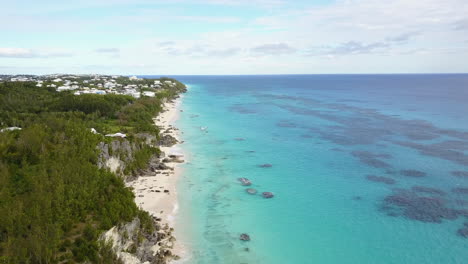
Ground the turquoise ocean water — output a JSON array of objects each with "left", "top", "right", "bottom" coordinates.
[{"left": 145, "top": 75, "right": 468, "bottom": 264}]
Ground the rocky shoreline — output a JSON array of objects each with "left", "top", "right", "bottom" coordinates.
[{"left": 98, "top": 96, "right": 186, "bottom": 263}]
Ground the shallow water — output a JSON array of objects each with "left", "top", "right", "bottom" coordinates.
[{"left": 146, "top": 74, "right": 468, "bottom": 264}]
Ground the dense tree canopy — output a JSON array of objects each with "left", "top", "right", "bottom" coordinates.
[{"left": 0, "top": 79, "right": 185, "bottom": 263}]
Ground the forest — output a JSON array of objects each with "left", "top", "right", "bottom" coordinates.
[{"left": 0, "top": 79, "right": 186, "bottom": 263}]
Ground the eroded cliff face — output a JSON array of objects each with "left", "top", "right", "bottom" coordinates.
[
  {"left": 97, "top": 133, "right": 180, "bottom": 264},
  {"left": 97, "top": 139, "right": 138, "bottom": 175},
  {"left": 97, "top": 132, "right": 177, "bottom": 179},
  {"left": 101, "top": 217, "right": 178, "bottom": 264}
]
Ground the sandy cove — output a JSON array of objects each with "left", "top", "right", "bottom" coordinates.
[{"left": 126, "top": 96, "right": 188, "bottom": 260}]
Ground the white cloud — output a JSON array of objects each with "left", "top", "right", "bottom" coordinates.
[
  {"left": 251, "top": 43, "right": 296, "bottom": 56},
  {"left": 95, "top": 48, "right": 120, "bottom": 53},
  {"left": 2, "top": 0, "right": 467, "bottom": 74},
  {"left": 0, "top": 48, "right": 73, "bottom": 58},
  {"left": 0, "top": 48, "right": 36, "bottom": 58}
]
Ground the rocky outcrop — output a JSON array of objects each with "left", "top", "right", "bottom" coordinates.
[
  {"left": 158, "top": 134, "right": 178, "bottom": 147},
  {"left": 135, "top": 133, "right": 158, "bottom": 146},
  {"left": 97, "top": 140, "right": 137, "bottom": 174},
  {"left": 101, "top": 217, "right": 178, "bottom": 264},
  {"left": 97, "top": 135, "right": 161, "bottom": 179},
  {"left": 162, "top": 154, "right": 184, "bottom": 164}
]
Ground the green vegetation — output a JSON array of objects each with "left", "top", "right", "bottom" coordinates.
[{"left": 0, "top": 78, "right": 185, "bottom": 263}]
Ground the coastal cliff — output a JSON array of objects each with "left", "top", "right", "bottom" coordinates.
[
  {"left": 94, "top": 95, "right": 185, "bottom": 264},
  {"left": 96, "top": 123, "right": 182, "bottom": 264},
  {"left": 0, "top": 75, "right": 186, "bottom": 263},
  {"left": 101, "top": 217, "right": 178, "bottom": 264}
]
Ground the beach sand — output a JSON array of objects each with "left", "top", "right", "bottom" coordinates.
[{"left": 127, "top": 96, "right": 189, "bottom": 261}]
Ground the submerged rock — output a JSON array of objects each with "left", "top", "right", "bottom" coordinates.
[
  {"left": 453, "top": 187, "right": 468, "bottom": 195},
  {"left": 262, "top": 192, "right": 274, "bottom": 198},
  {"left": 412, "top": 186, "right": 446, "bottom": 196},
  {"left": 382, "top": 190, "right": 463, "bottom": 223},
  {"left": 240, "top": 233, "right": 250, "bottom": 241},
  {"left": 400, "top": 169, "right": 427, "bottom": 178},
  {"left": 452, "top": 171, "right": 468, "bottom": 178},
  {"left": 246, "top": 188, "right": 257, "bottom": 195},
  {"left": 238, "top": 178, "right": 252, "bottom": 186},
  {"left": 366, "top": 175, "right": 396, "bottom": 185},
  {"left": 457, "top": 227, "right": 468, "bottom": 238}
]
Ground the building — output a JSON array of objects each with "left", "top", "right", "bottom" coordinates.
[{"left": 142, "top": 91, "right": 155, "bottom": 97}]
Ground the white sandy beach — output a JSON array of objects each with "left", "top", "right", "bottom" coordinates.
[{"left": 126, "top": 96, "right": 189, "bottom": 260}]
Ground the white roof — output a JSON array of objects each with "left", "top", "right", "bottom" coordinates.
[
  {"left": 142, "top": 91, "right": 155, "bottom": 97},
  {"left": 105, "top": 132, "right": 126, "bottom": 138},
  {"left": 0, "top": 127, "right": 22, "bottom": 132}
]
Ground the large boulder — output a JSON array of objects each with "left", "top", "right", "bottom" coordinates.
[{"left": 158, "top": 134, "right": 178, "bottom": 147}]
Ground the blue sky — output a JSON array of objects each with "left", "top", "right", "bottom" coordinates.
[{"left": 1, "top": 0, "right": 467, "bottom": 74}]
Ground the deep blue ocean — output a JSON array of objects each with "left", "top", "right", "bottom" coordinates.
[{"left": 145, "top": 74, "right": 468, "bottom": 263}]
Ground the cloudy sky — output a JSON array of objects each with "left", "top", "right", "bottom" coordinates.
[{"left": 1, "top": 0, "right": 467, "bottom": 74}]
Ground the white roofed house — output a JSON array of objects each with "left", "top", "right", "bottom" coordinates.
[
  {"left": 124, "top": 88, "right": 140, "bottom": 98},
  {"left": 104, "top": 82, "right": 116, "bottom": 89},
  {"left": 142, "top": 91, "right": 155, "bottom": 97},
  {"left": 57, "top": 86, "right": 71, "bottom": 92},
  {"left": 11, "top": 77, "right": 29, "bottom": 82},
  {"left": 132, "top": 92, "right": 140, "bottom": 98},
  {"left": 94, "top": 90, "right": 106, "bottom": 95}
]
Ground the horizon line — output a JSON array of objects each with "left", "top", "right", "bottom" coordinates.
[{"left": 2, "top": 73, "right": 468, "bottom": 77}]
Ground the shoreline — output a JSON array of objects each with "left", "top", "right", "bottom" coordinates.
[{"left": 127, "top": 95, "right": 189, "bottom": 261}]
